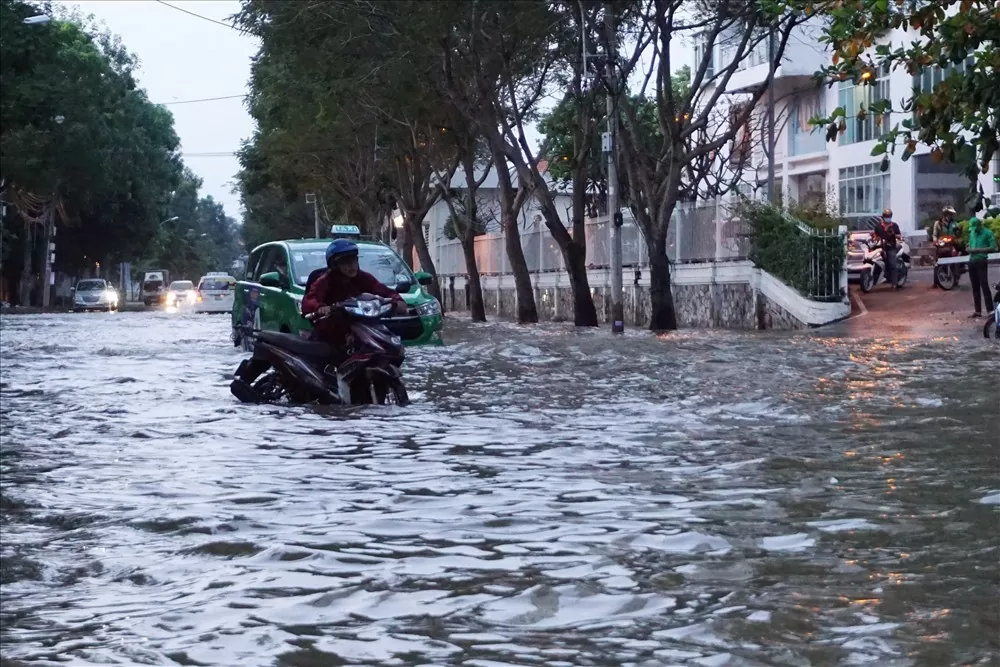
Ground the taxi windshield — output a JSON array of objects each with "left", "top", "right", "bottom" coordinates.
[{"left": 291, "top": 245, "right": 413, "bottom": 288}]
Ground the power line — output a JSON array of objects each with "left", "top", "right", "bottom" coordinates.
[
  {"left": 154, "top": 0, "right": 239, "bottom": 30},
  {"left": 158, "top": 94, "right": 248, "bottom": 106}
]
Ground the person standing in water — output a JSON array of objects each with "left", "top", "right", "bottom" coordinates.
[{"left": 966, "top": 216, "right": 997, "bottom": 318}]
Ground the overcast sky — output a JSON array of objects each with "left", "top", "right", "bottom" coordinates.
[
  {"left": 58, "top": 0, "right": 256, "bottom": 221},
  {"left": 53, "top": 2, "right": 689, "bottom": 226}
]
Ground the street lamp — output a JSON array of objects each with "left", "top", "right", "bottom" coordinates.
[{"left": 23, "top": 14, "right": 51, "bottom": 24}]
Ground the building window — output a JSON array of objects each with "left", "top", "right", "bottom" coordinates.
[
  {"left": 694, "top": 38, "right": 714, "bottom": 79},
  {"left": 789, "top": 91, "right": 826, "bottom": 156},
  {"left": 914, "top": 56, "right": 974, "bottom": 95},
  {"left": 839, "top": 163, "right": 890, "bottom": 229},
  {"left": 838, "top": 64, "right": 890, "bottom": 145}
]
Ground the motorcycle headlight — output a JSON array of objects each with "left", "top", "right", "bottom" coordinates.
[
  {"left": 416, "top": 300, "right": 441, "bottom": 317},
  {"left": 346, "top": 301, "right": 381, "bottom": 318}
]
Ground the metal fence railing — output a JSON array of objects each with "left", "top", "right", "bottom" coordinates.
[{"left": 432, "top": 198, "right": 755, "bottom": 277}]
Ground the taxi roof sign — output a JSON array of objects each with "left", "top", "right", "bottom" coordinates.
[{"left": 331, "top": 224, "right": 361, "bottom": 236}]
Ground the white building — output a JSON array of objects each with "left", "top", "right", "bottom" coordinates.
[
  {"left": 701, "top": 21, "right": 1000, "bottom": 234},
  {"left": 406, "top": 161, "right": 577, "bottom": 276}
]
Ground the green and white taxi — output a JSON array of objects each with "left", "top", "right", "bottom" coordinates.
[{"left": 231, "top": 226, "right": 443, "bottom": 350}]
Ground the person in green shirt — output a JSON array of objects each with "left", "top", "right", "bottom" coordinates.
[{"left": 966, "top": 216, "right": 997, "bottom": 318}]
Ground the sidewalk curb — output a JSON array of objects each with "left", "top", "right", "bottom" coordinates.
[{"left": 849, "top": 291, "right": 868, "bottom": 319}]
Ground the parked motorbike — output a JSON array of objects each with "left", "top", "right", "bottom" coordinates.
[
  {"left": 860, "top": 237, "right": 911, "bottom": 293},
  {"left": 984, "top": 282, "right": 1000, "bottom": 339},
  {"left": 933, "top": 234, "right": 966, "bottom": 291},
  {"left": 231, "top": 294, "right": 409, "bottom": 406}
]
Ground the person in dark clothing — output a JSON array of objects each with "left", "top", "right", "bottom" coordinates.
[
  {"left": 301, "top": 239, "right": 408, "bottom": 346},
  {"left": 872, "top": 208, "right": 902, "bottom": 288},
  {"left": 932, "top": 206, "right": 961, "bottom": 289},
  {"left": 230, "top": 239, "right": 406, "bottom": 403},
  {"left": 966, "top": 216, "right": 997, "bottom": 318}
]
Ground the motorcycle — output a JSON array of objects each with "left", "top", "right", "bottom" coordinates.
[
  {"left": 859, "top": 236, "right": 911, "bottom": 293},
  {"left": 984, "top": 282, "right": 1000, "bottom": 339},
  {"left": 933, "top": 234, "right": 966, "bottom": 290},
  {"left": 231, "top": 294, "right": 409, "bottom": 406}
]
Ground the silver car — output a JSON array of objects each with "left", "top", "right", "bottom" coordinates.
[{"left": 73, "top": 279, "right": 119, "bottom": 312}]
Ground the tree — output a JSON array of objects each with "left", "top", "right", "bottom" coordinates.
[
  {"left": 1, "top": 0, "right": 184, "bottom": 304},
  {"left": 602, "top": 0, "right": 810, "bottom": 331},
  {"left": 235, "top": 136, "right": 319, "bottom": 251},
  {"left": 816, "top": 0, "right": 1000, "bottom": 209}
]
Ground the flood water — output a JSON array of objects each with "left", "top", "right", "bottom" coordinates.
[{"left": 1, "top": 311, "right": 997, "bottom": 666}]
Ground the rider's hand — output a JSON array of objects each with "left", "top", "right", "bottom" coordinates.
[
  {"left": 316, "top": 305, "right": 332, "bottom": 318},
  {"left": 394, "top": 300, "right": 408, "bottom": 315}
]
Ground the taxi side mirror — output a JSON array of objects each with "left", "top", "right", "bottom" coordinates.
[
  {"left": 260, "top": 271, "right": 289, "bottom": 289},
  {"left": 414, "top": 270, "right": 433, "bottom": 286}
]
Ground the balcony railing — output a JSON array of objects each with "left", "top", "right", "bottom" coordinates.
[{"left": 790, "top": 128, "right": 827, "bottom": 156}]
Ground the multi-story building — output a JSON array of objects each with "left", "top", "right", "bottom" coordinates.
[{"left": 700, "top": 21, "right": 999, "bottom": 234}]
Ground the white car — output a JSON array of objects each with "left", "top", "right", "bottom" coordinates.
[
  {"left": 164, "top": 280, "right": 197, "bottom": 308},
  {"left": 194, "top": 273, "right": 236, "bottom": 313},
  {"left": 73, "top": 279, "right": 119, "bottom": 312}
]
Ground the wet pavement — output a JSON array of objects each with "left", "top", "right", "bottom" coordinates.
[
  {"left": 1, "top": 310, "right": 997, "bottom": 666},
  {"left": 842, "top": 267, "right": 996, "bottom": 339}
]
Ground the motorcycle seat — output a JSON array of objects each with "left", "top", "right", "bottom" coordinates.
[{"left": 257, "top": 331, "right": 332, "bottom": 359}]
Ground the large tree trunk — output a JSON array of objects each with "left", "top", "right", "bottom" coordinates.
[
  {"left": 567, "top": 169, "right": 598, "bottom": 326},
  {"left": 502, "top": 211, "right": 537, "bottom": 323},
  {"left": 648, "top": 235, "right": 678, "bottom": 331},
  {"left": 460, "top": 168, "right": 486, "bottom": 322},
  {"left": 460, "top": 231, "right": 486, "bottom": 321},
  {"left": 401, "top": 222, "right": 415, "bottom": 270},
  {"left": 492, "top": 153, "right": 537, "bottom": 323},
  {"left": 405, "top": 211, "right": 441, "bottom": 301}
]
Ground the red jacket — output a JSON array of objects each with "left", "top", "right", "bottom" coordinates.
[{"left": 302, "top": 269, "right": 403, "bottom": 344}]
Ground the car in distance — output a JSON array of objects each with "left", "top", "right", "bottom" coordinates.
[
  {"left": 165, "top": 280, "right": 196, "bottom": 308},
  {"left": 194, "top": 273, "right": 236, "bottom": 313},
  {"left": 73, "top": 279, "right": 119, "bottom": 312}
]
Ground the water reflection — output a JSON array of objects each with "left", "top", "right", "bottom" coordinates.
[{"left": 0, "top": 312, "right": 996, "bottom": 666}]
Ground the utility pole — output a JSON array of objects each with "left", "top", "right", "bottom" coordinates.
[
  {"left": 305, "top": 193, "right": 320, "bottom": 238},
  {"left": 605, "top": 4, "right": 624, "bottom": 334},
  {"left": 41, "top": 208, "right": 54, "bottom": 308},
  {"left": 766, "top": 28, "right": 777, "bottom": 204}
]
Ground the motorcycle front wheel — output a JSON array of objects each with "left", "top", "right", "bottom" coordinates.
[
  {"left": 253, "top": 372, "right": 286, "bottom": 403},
  {"left": 860, "top": 270, "right": 874, "bottom": 293},
  {"left": 984, "top": 313, "right": 999, "bottom": 339},
  {"left": 895, "top": 268, "right": 908, "bottom": 288},
  {"left": 934, "top": 265, "right": 956, "bottom": 290},
  {"left": 374, "top": 378, "right": 410, "bottom": 406}
]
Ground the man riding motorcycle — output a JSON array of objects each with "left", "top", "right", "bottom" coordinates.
[
  {"left": 932, "top": 205, "right": 962, "bottom": 288},
  {"left": 229, "top": 239, "right": 407, "bottom": 403},
  {"left": 301, "top": 239, "right": 408, "bottom": 346},
  {"left": 872, "top": 208, "right": 902, "bottom": 288},
  {"left": 933, "top": 205, "right": 959, "bottom": 242}
]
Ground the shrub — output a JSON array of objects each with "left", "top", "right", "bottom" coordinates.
[{"left": 735, "top": 199, "right": 846, "bottom": 300}]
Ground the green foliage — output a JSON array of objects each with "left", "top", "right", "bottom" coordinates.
[
  {"left": 144, "top": 169, "right": 242, "bottom": 280},
  {"left": 737, "top": 199, "right": 847, "bottom": 300},
  {"left": 1, "top": 0, "right": 192, "bottom": 280},
  {"left": 816, "top": 0, "right": 1000, "bottom": 210},
  {"left": 235, "top": 136, "right": 323, "bottom": 251},
  {"left": 954, "top": 216, "right": 1000, "bottom": 246}
]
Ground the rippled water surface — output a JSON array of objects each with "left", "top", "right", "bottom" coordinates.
[{"left": 1, "top": 311, "right": 997, "bottom": 666}]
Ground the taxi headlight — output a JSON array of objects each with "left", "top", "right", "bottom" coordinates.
[{"left": 416, "top": 300, "right": 441, "bottom": 317}]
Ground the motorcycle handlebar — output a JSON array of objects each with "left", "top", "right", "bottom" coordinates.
[{"left": 305, "top": 295, "right": 397, "bottom": 322}]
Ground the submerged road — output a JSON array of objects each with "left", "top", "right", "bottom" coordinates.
[{"left": 1, "top": 311, "right": 997, "bottom": 666}]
